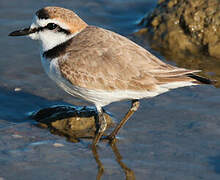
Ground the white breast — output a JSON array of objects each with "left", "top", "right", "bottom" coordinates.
[
  {"left": 40, "top": 55, "right": 84, "bottom": 98},
  {"left": 40, "top": 55, "right": 108, "bottom": 105}
]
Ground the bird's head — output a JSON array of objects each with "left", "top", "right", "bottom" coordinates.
[{"left": 9, "top": 6, "right": 87, "bottom": 51}]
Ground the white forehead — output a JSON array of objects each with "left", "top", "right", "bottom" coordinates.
[{"left": 30, "top": 15, "right": 69, "bottom": 30}]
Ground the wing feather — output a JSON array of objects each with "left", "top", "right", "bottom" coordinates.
[{"left": 58, "top": 26, "right": 206, "bottom": 92}]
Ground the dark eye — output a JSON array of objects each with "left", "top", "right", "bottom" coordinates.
[{"left": 46, "top": 23, "right": 58, "bottom": 30}]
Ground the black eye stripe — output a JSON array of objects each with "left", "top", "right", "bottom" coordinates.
[
  {"left": 33, "top": 24, "right": 71, "bottom": 35},
  {"left": 57, "top": 27, "right": 71, "bottom": 35}
]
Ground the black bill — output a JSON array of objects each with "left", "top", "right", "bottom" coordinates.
[{"left": 8, "top": 27, "right": 38, "bottom": 36}]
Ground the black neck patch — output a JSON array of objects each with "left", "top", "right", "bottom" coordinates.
[{"left": 43, "top": 38, "right": 73, "bottom": 59}]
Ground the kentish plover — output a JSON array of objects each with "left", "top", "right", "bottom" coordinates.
[{"left": 9, "top": 6, "right": 212, "bottom": 146}]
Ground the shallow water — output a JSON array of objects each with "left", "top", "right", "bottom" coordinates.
[{"left": 1, "top": 0, "right": 220, "bottom": 180}]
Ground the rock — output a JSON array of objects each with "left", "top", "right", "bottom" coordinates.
[
  {"left": 31, "top": 105, "right": 114, "bottom": 142},
  {"left": 209, "top": 42, "right": 220, "bottom": 58},
  {"left": 139, "top": 0, "right": 220, "bottom": 59}
]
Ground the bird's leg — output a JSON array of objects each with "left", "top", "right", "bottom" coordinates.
[
  {"left": 108, "top": 99, "right": 140, "bottom": 142},
  {"left": 92, "top": 107, "right": 107, "bottom": 147},
  {"left": 110, "top": 141, "right": 136, "bottom": 179},
  {"left": 92, "top": 145, "right": 104, "bottom": 179}
]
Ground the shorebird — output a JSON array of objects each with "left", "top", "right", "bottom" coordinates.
[{"left": 9, "top": 6, "right": 212, "bottom": 146}]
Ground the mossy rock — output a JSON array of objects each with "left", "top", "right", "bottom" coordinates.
[
  {"left": 139, "top": 0, "right": 220, "bottom": 59},
  {"left": 31, "top": 105, "right": 114, "bottom": 142}
]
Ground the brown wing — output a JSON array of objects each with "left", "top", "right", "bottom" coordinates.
[{"left": 58, "top": 26, "right": 200, "bottom": 91}]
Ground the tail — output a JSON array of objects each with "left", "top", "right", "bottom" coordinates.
[{"left": 187, "top": 74, "right": 214, "bottom": 85}]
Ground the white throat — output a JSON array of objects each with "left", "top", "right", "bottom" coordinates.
[
  {"left": 28, "top": 16, "right": 77, "bottom": 52},
  {"left": 39, "top": 31, "right": 75, "bottom": 52}
]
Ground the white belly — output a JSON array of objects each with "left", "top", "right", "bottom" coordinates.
[
  {"left": 41, "top": 56, "right": 97, "bottom": 104},
  {"left": 40, "top": 56, "right": 196, "bottom": 107},
  {"left": 40, "top": 56, "right": 159, "bottom": 107}
]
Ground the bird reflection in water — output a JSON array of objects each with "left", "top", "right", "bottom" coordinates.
[
  {"left": 92, "top": 140, "right": 135, "bottom": 180},
  {"left": 31, "top": 105, "right": 135, "bottom": 179}
]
